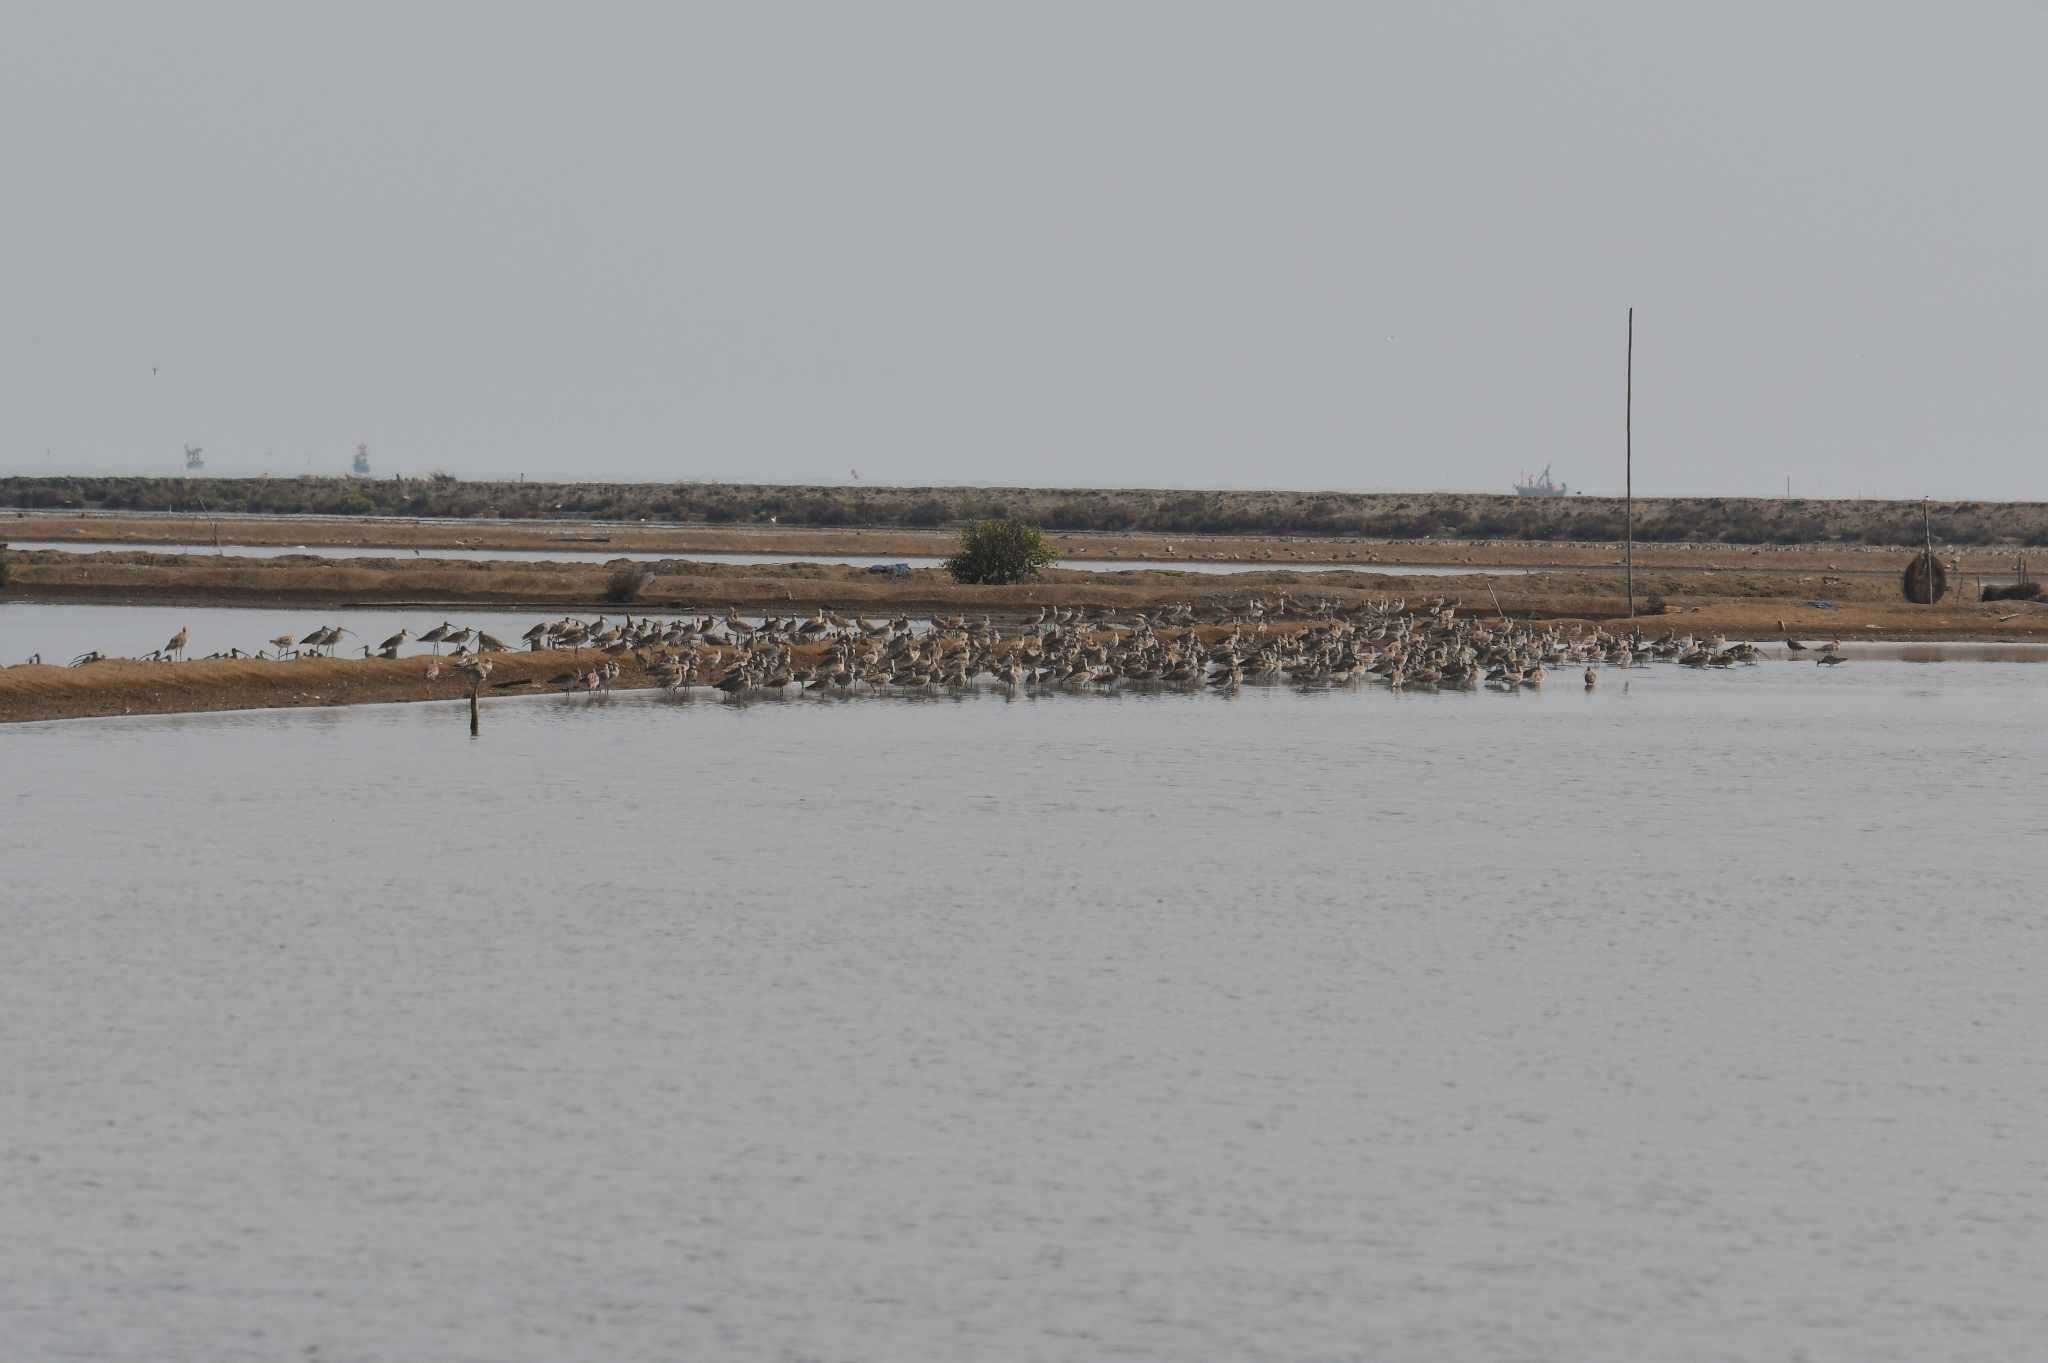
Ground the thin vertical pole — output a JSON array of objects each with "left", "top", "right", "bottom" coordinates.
[
  {"left": 469, "top": 686, "right": 480, "bottom": 735},
  {"left": 1626, "top": 308, "right": 1634, "bottom": 620},
  {"left": 1923, "top": 498, "right": 1933, "bottom": 606}
]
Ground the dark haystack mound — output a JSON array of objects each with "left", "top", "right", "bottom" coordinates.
[
  {"left": 1902, "top": 551, "right": 1948, "bottom": 604},
  {"left": 1980, "top": 580, "right": 2043, "bottom": 603}
]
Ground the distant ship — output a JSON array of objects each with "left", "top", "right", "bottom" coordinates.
[
  {"left": 183, "top": 444, "right": 204, "bottom": 473},
  {"left": 1513, "top": 463, "right": 1569, "bottom": 496},
  {"left": 352, "top": 442, "right": 371, "bottom": 477}
]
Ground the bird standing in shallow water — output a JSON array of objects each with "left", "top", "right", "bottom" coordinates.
[{"left": 85, "top": 599, "right": 1791, "bottom": 711}]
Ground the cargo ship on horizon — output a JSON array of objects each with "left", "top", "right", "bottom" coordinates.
[{"left": 1513, "top": 463, "right": 1570, "bottom": 496}]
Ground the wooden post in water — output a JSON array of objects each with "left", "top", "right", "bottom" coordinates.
[
  {"left": 469, "top": 686, "right": 480, "bottom": 736},
  {"left": 1625, "top": 307, "right": 1635, "bottom": 620}
]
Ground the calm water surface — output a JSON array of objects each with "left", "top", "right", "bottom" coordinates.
[{"left": 5, "top": 668, "right": 2046, "bottom": 1361}]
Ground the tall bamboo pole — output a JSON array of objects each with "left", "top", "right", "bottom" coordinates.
[{"left": 1626, "top": 308, "right": 1634, "bottom": 620}]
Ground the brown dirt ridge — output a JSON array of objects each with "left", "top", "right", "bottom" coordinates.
[{"left": 4, "top": 542, "right": 2043, "bottom": 628}]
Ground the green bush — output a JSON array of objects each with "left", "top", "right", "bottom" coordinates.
[{"left": 944, "top": 518, "right": 1057, "bottom": 584}]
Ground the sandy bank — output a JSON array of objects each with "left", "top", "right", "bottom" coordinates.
[
  {"left": 3, "top": 546, "right": 2043, "bottom": 642},
  {"left": 0, "top": 651, "right": 614, "bottom": 724},
  {"left": 8, "top": 511, "right": 2043, "bottom": 575}
]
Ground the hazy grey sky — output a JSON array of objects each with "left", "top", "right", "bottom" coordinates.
[{"left": 4, "top": 2, "right": 2042, "bottom": 496}]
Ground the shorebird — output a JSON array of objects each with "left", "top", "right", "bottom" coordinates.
[
  {"left": 30, "top": 595, "right": 1793, "bottom": 713},
  {"left": 307, "top": 626, "right": 353, "bottom": 656},
  {"left": 162, "top": 626, "right": 189, "bottom": 661}
]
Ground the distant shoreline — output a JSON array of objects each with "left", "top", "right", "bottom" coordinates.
[{"left": 7, "top": 477, "right": 2048, "bottom": 548}]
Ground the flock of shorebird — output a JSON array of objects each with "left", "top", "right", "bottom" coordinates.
[
  {"left": 76, "top": 596, "right": 1833, "bottom": 696},
  {"left": 123, "top": 620, "right": 522, "bottom": 665}
]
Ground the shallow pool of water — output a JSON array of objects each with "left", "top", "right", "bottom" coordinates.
[{"left": 5, "top": 667, "right": 2046, "bottom": 1361}]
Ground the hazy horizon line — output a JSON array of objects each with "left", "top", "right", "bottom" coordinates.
[{"left": 0, "top": 469, "right": 2033, "bottom": 508}]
